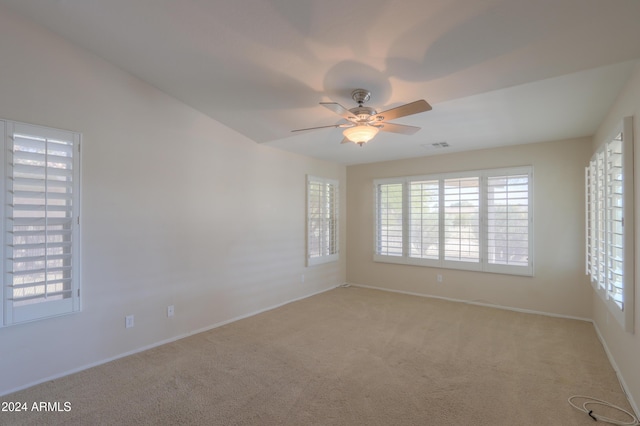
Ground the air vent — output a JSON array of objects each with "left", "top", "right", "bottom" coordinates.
[{"left": 422, "top": 142, "right": 450, "bottom": 149}]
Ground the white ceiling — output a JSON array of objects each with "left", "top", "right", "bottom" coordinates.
[{"left": 3, "top": 0, "right": 640, "bottom": 165}]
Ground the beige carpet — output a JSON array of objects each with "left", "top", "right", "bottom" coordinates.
[{"left": 1, "top": 286, "right": 634, "bottom": 425}]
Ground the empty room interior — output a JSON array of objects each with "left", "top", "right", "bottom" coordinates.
[{"left": 1, "top": 1, "right": 640, "bottom": 424}]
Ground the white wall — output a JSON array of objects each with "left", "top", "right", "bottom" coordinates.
[
  {"left": 591, "top": 60, "right": 640, "bottom": 414},
  {"left": 346, "top": 138, "right": 593, "bottom": 319},
  {"left": 0, "top": 6, "right": 346, "bottom": 395},
  {"left": 2, "top": 2, "right": 637, "bottom": 408}
]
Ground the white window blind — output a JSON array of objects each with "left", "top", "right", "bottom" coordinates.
[
  {"left": 2, "top": 120, "right": 81, "bottom": 326},
  {"left": 586, "top": 116, "right": 634, "bottom": 332},
  {"left": 307, "top": 176, "right": 338, "bottom": 266},
  {"left": 486, "top": 173, "right": 530, "bottom": 268},
  {"left": 586, "top": 150, "right": 611, "bottom": 292},
  {"left": 596, "top": 151, "right": 607, "bottom": 290},
  {"left": 443, "top": 177, "right": 479, "bottom": 263},
  {"left": 376, "top": 182, "right": 403, "bottom": 257},
  {"left": 586, "top": 160, "right": 596, "bottom": 282},
  {"left": 606, "top": 138, "right": 624, "bottom": 307},
  {"left": 374, "top": 166, "right": 533, "bottom": 275},
  {"left": 409, "top": 180, "right": 439, "bottom": 260}
]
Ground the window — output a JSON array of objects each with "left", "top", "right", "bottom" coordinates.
[
  {"left": 443, "top": 176, "right": 480, "bottom": 263},
  {"left": 586, "top": 116, "right": 634, "bottom": 332},
  {"left": 1, "top": 120, "right": 81, "bottom": 326},
  {"left": 375, "top": 166, "right": 533, "bottom": 276},
  {"left": 486, "top": 173, "right": 531, "bottom": 270},
  {"left": 409, "top": 179, "right": 439, "bottom": 259},
  {"left": 378, "top": 182, "right": 403, "bottom": 257},
  {"left": 307, "top": 176, "right": 338, "bottom": 266}
]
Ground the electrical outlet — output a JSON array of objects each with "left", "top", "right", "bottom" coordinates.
[
  {"left": 437, "top": 274, "right": 443, "bottom": 283},
  {"left": 167, "top": 305, "right": 174, "bottom": 317},
  {"left": 125, "top": 315, "right": 134, "bottom": 328}
]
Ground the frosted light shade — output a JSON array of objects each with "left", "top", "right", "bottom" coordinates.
[{"left": 343, "top": 125, "right": 379, "bottom": 144}]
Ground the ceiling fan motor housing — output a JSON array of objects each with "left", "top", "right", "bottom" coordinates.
[
  {"left": 349, "top": 106, "right": 377, "bottom": 122},
  {"left": 351, "top": 89, "right": 371, "bottom": 105}
]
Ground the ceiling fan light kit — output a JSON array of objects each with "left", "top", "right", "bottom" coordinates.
[
  {"left": 343, "top": 125, "right": 379, "bottom": 146},
  {"left": 292, "top": 89, "right": 432, "bottom": 146}
]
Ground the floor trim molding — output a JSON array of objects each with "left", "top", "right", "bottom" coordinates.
[
  {"left": 348, "top": 282, "right": 639, "bottom": 418},
  {"left": 592, "top": 321, "right": 640, "bottom": 418},
  {"left": 1, "top": 285, "right": 339, "bottom": 397},
  {"left": 347, "top": 283, "right": 592, "bottom": 322}
]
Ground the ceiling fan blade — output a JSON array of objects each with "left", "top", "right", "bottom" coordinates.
[
  {"left": 320, "top": 102, "right": 359, "bottom": 121},
  {"left": 374, "top": 100, "right": 432, "bottom": 121},
  {"left": 291, "top": 123, "right": 351, "bottom": 132},
  {"left": 340, "top": 137, "right": 351, "bottom": 144},
  {"left": 376, "top": 122, "right": 421, "bottom": 135}
]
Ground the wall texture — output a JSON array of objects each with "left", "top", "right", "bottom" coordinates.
[
  {"left": 591, "top": 60, "right": 640, "bottom": 414},
  {"left": 346, "top": 138, "right": 593, "bottom": 319},
  {"left": 0, "top": 6, "right": 346, "bottom": 395}
]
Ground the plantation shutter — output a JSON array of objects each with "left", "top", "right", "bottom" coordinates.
[
  {"left": 374, "top": 167, "right": 532, "bottom": 275},
  {"left": 585, "top": 116, "right": 634, "bottom": 332},
  {"left": 596, "top": 151, "right": 607, "bottom": 291},
  {"left": 3, "top": 121, "right": 81, "bottom": 325},
  {"left": 307, "top": 176, "right": 338, "bottom": 266},
  {"left": 408, "top": 180, "right": 439, "bottom": 260},
  {"left": 486, "top": 172, "right": 531, "bottom": 271},
  {"left": 443, "top": 177, "right": 479, "bottom": 263},
  {"left": 605, "top": 137, "right": 624, "bottom": 308},
  {"left": 585, "top": 163, "right": 596, "bottom": 278},
  {"left": 375, "top": 182, "right": 404, "bottom": 257}
]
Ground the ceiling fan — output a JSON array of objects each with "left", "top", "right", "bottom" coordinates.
[{"left": 292, "top": 89, "right": 432, "bottom": 146}]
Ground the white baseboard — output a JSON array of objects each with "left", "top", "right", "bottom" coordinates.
[
  {"left": 347, "top": 282, "right": 592, "bottom": 322},
  {"left": 8, "top": 282, "right": 637, "bottom": 420},
  {"left": 592, "top": 321, "right": 640, "bottom": 418},
  {"left": 1, "top": 284, "right": 338, "bottom": 397},
  {"left": 347, "top": 282, "right": 639, "bottom": 418}
]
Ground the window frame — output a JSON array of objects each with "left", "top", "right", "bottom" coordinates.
[
  {"left": 1, "top": 119, "right": 82, "bottom": 327},
  {"left": 374, "top": 166, "right": 533, "bottom": 276},
  {"left": 586, "top": 116, "right": 634, "bottom": 333},
  {"left": 306, "top": 175, "right": 339, "bottom": 266}
]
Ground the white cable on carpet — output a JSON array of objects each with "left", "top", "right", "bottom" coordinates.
[{"left": 568, "top": 395, "right": 639, "bottom": 425}]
